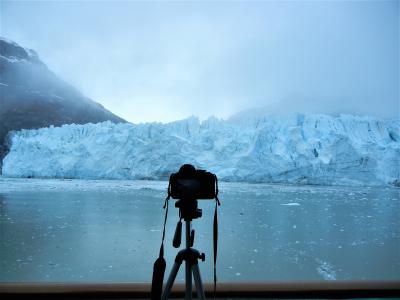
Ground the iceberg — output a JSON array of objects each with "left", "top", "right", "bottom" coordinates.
[{"left": 2, "top": 113, "right": 399, "bottom": 186}]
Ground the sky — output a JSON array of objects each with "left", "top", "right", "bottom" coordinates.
[{"left": 1, "top": 0, "right": 399, "bottom": 123}]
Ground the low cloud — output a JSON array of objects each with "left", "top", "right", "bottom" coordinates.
[{"left": 2, "top": 0, "right": 398, "bottom": 122}]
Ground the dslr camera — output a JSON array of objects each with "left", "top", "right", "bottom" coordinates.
[{"left": 169, "top": 164, "right": 217, "bottom": 200}]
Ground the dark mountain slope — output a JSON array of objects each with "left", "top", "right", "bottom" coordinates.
[{"left": 0, "top": 37, "right": 126, "bottom": 167}]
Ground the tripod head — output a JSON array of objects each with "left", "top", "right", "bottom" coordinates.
[
  {"left": 175, "top": 198, "right": 202, "bottom": 221},
  {"left": 172, "top": 198, "right": 201, "bottom": 249}
]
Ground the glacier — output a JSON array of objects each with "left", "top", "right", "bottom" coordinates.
[{"left": 2, "top": 113, "right": 399, "bottom": 186}]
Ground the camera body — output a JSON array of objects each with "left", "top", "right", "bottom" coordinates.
[{"left": 169, "top": 164, "right": 217, "bottom": 200}]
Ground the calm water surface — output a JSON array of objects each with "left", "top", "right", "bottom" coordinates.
[{"left": 0, "top": 178, "right": 399, "bottom": 282}]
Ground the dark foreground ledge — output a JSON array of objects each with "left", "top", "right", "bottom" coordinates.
[{"left": 1, "top": 281, "right": 400, "bottom": 299}]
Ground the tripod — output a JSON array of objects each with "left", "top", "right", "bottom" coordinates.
[{"left": 161, "top": 201, "right": 206, "bottom": 300}]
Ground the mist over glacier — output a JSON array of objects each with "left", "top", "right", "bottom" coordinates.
[{"left": 2, "top": 113, "right": 399, "bottom": 186}]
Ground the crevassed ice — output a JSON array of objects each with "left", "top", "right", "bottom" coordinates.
[{"left": 2, "top": 114, "right": 399, "bottom": 186}]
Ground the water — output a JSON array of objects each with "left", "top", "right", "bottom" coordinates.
[{"left": 0, "top": 178, "right": 399, "bottom": 282}]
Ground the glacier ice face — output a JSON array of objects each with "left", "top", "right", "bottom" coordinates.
[{"left": 2, "top": 114, "right": 399, "bottom": 186}]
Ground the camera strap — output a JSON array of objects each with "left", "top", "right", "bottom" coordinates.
[
  {"left": 160, "top": 180, "right": 171, "bottom": 256},
  {"left": 213, "top": 175, "right": 221, "bottom": 300},
  {"left": 150, "top": 182, "right": 171, "bottom": 300}
]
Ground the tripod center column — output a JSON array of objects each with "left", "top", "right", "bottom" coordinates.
[{"left": 186, "top": 220, "right": 191, "bottom": 249}]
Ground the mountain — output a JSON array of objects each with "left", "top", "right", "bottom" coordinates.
[
  {"left": 0, "top": 37, "right": 125, "bottom": 168},
  {"left": 3, "top": 114, "right": 399, "bottom": 186}
]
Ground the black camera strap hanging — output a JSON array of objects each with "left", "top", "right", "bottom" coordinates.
[
  {"left": 213, "top": 175, "right": 221, "bottom": 300},
  {"left": 151, "top": 182, "right": 171, "bottom": 300}
]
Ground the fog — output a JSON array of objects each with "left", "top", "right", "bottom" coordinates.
[{"left": 1, "top": 0, "right": 398, "bottom": 123}]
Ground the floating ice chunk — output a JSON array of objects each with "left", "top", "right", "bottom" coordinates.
[
  {"left": 281, "top": 203, "right": 301, "bottom": 206},
  {"left": 316, "top": 259, "right": 337, "bottom": 280}
]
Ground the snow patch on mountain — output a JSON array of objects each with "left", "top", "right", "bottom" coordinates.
[
  {"left": 0, "top": 37, "right": 40, "bottom": 63},
  {"left": 2, "top": 114, "right": 399, "bottom": 186}
]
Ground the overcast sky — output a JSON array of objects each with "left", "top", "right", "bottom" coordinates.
[{"left": 1, "top": 0, "right": 399, "bottom": 123}]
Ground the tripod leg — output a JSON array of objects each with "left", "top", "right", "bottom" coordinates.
[
  {"left": 185, "top": 260, "right": 192, "bottom": 300},
  {"left": 192, "top": 264, "right": 206, "bottom": 300},
  {"left": 161, "top": 261, "right": 181, "bottom": 300}
]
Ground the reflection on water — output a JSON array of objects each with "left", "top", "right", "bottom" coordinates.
[{"left": 0, "top": 178, "right": 399, "bottom": 282}]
